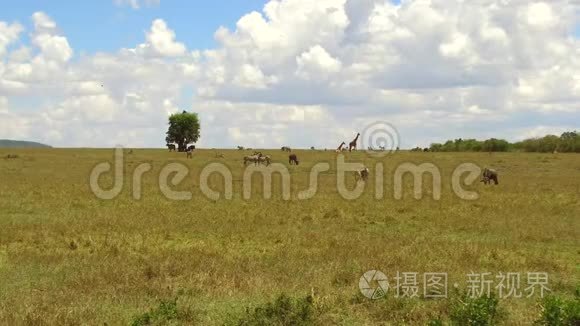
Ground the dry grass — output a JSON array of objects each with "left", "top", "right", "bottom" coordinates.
[{"left": 0, "top": 148, "right": 578, "bottom": 325}]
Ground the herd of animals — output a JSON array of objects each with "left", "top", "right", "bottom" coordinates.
[{"left": 164, "top": 132, "right": 499, "bottom": 184}]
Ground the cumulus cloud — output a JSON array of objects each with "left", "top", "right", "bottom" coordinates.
[
  {"left": 0, "top": 21, "right": 23, "bottom": 57},
  {"left": 130, "top": 19, "right": 186, "bottom": 57},
  {"left": 0, "top": 1, "right": 579, "bottom": 148}
]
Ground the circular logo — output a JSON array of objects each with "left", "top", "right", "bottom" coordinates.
[
  {"left": 359, "top": 270, "right": 389, "bottom": 299},
  {"left": 360, "top": 121, "right": 400, "bottom": 158}
]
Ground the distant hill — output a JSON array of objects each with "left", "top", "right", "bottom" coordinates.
[{"left": 0, "top": 139, "right": 52, "bottom": 148}]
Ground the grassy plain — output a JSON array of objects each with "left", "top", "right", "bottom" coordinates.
[{"left": 0, "top": 148, "right": 578, "bottom": 325}]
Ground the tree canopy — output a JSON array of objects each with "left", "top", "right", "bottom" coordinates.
[
  {"left": 428, "top": 131, "right": 579, "bottom": 153},
  {"left": 165, "top": 110, "right": 200, "bottom": 152}
]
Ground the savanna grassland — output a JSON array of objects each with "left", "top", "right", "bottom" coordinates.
[{"left": 0, "top": 148, "right": 578, "bottom": 325}]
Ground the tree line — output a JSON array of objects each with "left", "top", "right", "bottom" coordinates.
[{"left": 426, "top": 131, "right": 580, "bottom": 153}]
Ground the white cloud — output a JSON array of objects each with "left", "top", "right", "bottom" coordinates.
[
  {"left": 31, "top": 12, "right": 73, "bottom": 62},
  {"left": 131, "top": 19, "right": 186, "bottom": 57},
  {"left": 296, "top": 45, "right": 342, "bottom": 80},
  {"left": 0, "top": 21, "right": 23, "bottom": 56},
  {"left": 0, "top": 1, "right": 579, "bottom": 148}
]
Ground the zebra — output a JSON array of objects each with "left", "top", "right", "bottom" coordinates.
[
  {"left": 258, "top": 154, "right": 271, "bottom": 166},
  {"left": 244, "top": 153, "right": 261, "bottom": 165}
]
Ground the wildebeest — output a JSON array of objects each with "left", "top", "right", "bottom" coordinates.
[
  {"left": 289, "top": 154, "right": 299, "bottom": 165},
  {"left": 237, "top": 146, "right": 244, "bottom": 150},
  {"left": 281, "top": 146, "right": 291, "bottom": 152},
  {"left": 186, "top": 149, "right": 193, "bottom": 158},
  {"left": 481, "top": 168, "right": 498, "bottom": 185},
  {"left": 355, "top": 167, "right": 369, "bottom": 181},
  {"left": 187, "top": 145, "right": 196, "bottom": 151},
  {"left": 167, "top": 144, "right": 176, "bottom": 151},
  {"left": 310, "top": 146, "right": 315, "bottom": 150}
]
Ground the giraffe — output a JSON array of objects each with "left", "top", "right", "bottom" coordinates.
[
  {"left": 349, "top": 133, "right": 360, "bottom": 152},
  {"left": 335, "top": 142, "right": 346, "bottom": 153}
]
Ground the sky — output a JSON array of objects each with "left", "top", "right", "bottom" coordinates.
[{"left": 0, "top": 0, "right": 579, "bottom": 148}]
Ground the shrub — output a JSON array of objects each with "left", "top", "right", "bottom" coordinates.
[
  {"left": 449, "top": 292, "right": 504, "bottom": 325},
  {"left": 534, "top": 293, "right": 580, "bottom": 325},
  {"left": 131, "top": 297, "right": 183, "bottom": 326},
  {"left": 427, "top": 318, "right": 444, "bottom": 326},
  {"left": 235, "top": 294, "right": 315, "bottom": 326}
]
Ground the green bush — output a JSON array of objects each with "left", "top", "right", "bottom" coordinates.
[
  {"left": 534, "top": 293, "right": 580, "bottom": 325},
  {"left": 131, "top": 298, "right": 181, "bottom": 326},
  {"left": 427, "top": 318, "right": 444, "bottom": 326},
  {"left": 449, "top": 293, "right": 504, "bottom": 325},
  {"left": 235, "top": 294, "right": 316, "bottom": 326}
]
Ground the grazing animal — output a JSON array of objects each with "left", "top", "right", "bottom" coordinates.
[
  {"left": 244, "top": 153, "right": 261, "bottom": 165},
  {"left": 336, "top": 142, "right": 346, "bottom": 153},
  {"left": 258, "top": 154, "right": 271, "bottom": 166},
  {"left": 237, "top": 146, "right": 244, "bottom": 150},
  {"left": 349, "top": 133, "right": 360, "bottom": 152},
  {"left": 4, "top": 154, "right": 18, "bottom": 159},
  {"left": 187, "top": 145, "right": 196, "bottom": 151},
  {"left": 355, "top": 167, "right": 369, "bottom": 182},
  {"left": 167, "top": 144, "right": 176, "bottom": 151},
  {"left": 289, "top": 154, "right": 299, "bottom": 165},
  {"left": 481, "top": 168, "right": 499, "bottom": 185},
  {"left": 186, "top": 149, "right": 193, "bottom": 158},
  {"left": 379, "top": 146, "right": 385, "bottom": 151},
  {"left": 281, "top": 146, "right": 291, "bottom": 152},
  {"left": 215, "top": 152, "right": 224, "bottom": 158},
  {"left": 310, "top": 146, "right": 315, "bottom": 150}
]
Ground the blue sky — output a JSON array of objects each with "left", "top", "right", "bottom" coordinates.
[{"left": 0, "top": 0, "right": 268, "bottom": 54}]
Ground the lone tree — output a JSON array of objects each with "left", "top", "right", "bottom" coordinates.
[{"left": 165, "top": 110, "right": 200, "bottom": 152}]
